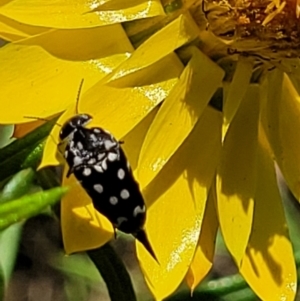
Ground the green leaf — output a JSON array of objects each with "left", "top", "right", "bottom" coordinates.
[
  {"left": 88, "top": 244, "right": 137, "bottom": 301},
  {"left": 61, "top": 253, "right": 103, "bottom": 301},
  {"left": 0, "top": 168, "right": 35, "bottom": 202},
  {"left": 0, "top": 168, "right": 36, "bottom": 299},
  {"left": 58, "top": 253, "right": 102, "bottom": 283},
  {"left": 21, "top": 140, "right": 45, "bottom": 170},
  {"left": 0, "top": 224, "right": 22, "bottom": 291},
  {"left": 0, "top": 186, "right": 68, "bottom": 230},
  {"left": 0, "top": 118, "right": 57, "bottom": 181}
]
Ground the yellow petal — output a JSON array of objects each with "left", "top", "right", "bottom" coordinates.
[
  {"left": 138, "top": 48, "right": 224, "bottom": 188},
  {"left": 80, "top": 64, "right": 181, "bottom": 138},
  {"left": 262, "top": 70, "right": 300, "bottom": 201},
  {"left": 186, "top": 182, "right": 219, "bottom": 291},
  {"left": 0, "top": 13, "right": 48, "bottom": 41},
  {"left": 103, "top": 53, "right": 183, "bottom": 88},
  {"left": 104, "top": 12, "right": 200, "bottom": 86},
  {"left": 91, "top": 0, "right": 165, "bottom": 23},
  {"left": 0, "top": 0, "right": 162, "bottom": 28},
  {"left": 0, "top": 44, "right": 129, "bottom": 123},
  {"left": 217, "top": 85, "right": 261, "bottom": 266},
  {"left": 137, "top": 106, "right": 222, "bottom": 301},
  {"left": 61, "top": 173, "right": 114, "bottom": 254},
  {"left": 41, "top": 76, "right": 179, "bottom": 167},
  {"left": 240, "top": 138, "right": 297, "bottom": 301},
  {"left": 17, "top": 25, "right": 133, "bottom": 60},
  {"left": 0, "top": 0, "right": 102, "bottom": 28},
  {"left": 222, "top": 56, "right": 253, "bottom": 136},
  {"left": 122, "top": 107, "right": 159, "bottom": 171},
  {"left": 94, "top": 0, "right": 162, "bottom": 10}
]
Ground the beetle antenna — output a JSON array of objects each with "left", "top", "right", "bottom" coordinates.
[{"left": 76, "top": 79, "right": 84, "bottom": 114}]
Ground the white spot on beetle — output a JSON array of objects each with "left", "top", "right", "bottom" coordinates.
[
  {"left": 108, "top": 152, "right": 118, "bottom": 162},
  {"left": 97, "top": 153, "right": 105, "bottom": 161},
  {"left": 120, "top": 189, "right": 130, "bottom": 199},
  {"left": 83, "top": 168, "right": 91, "bottom": 176},
  {"left": 94, "top": 165, "right": 103, "bottom": 173},
  {"left": 93, "top": 184, "right": 103, "bottom": 193},
  {"left": 109, "top": 196, "right": 118, "bottom": 205},
  {"left": 90, "top": 134, "right": 97, "bottom": 141},
  {"left": 102, "top": 158, "right": 108, "bottom": 170},
  {"left": 88, "top": 158, "right": 96, "bottom": 164},
  {"left": 77, "top": 141, "right": 83, "bottom": 150},
  {"left": 73, "top": 156, "right": 83, "bottom": 166},
  {"left": 104, "top": 139, "right": 116, "bottom": 150},
  {"left": 133, "top": 205, "right": 146, "bottom": 217},
  {"left": 116, "top": 217, "right": 128, "bottom": 226},
  {"left": 117, "top": 168, "right": 125, "bottom": 180}
]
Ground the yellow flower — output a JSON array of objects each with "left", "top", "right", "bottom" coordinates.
[{"left": 0, "top": 0, "right": 299, "bottom": 300}]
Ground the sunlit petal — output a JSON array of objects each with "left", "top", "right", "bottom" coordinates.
[
  {"left": 0, "top": 0, "right": 104, "bottom": 28},
  {"left": 0, "top": 44, "right": 129, "bottom": 123},
  {"left": 137, "top": 106, "right": 222, "bottom": 300},
  {"left": 240, "top": 135, "right": 297, "bottom": 301},
  {"left": 0, "top": 0, "right": 163, "bottom": 28},
  {"left": 122, "top": 107, "right": 159, "bottom": 171},
  {"left": 104, "top": 13, "right": 200, "bottom": 87},
  {"left": 186, "top": 182, "right": 219, "bottom": 291},
  {"left": 138, "top": 47, "right": 224, "bottom": 188},
  {"left": 90, "top": 0, "right": 164, "bottom": 24},
  {"left": 217, "top": 85, "right": 260, "bottom": 266},
  {"left": 0, "top": 13, "right": 48, "bottom": 41},
  {"left": 103, "top": 53, "right": 184, "bottom": 88},
  {"left": 17, "top": 25, "right": 133, "bottom": 61},
  {"left": 83, "top": 81, "right": 178, "bottom": 136}
]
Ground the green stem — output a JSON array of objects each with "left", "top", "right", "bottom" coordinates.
[
  {"left": 88, "top": 244, "right": 137, "bottom": 301},
  {"left": 0, "top": 186, "right": 68, "bottom": 231},
  {"left": 222, "top": 288, "right": 258, "bottom": 301},
  {"left": 36, "top": 167, "right": 61, "bottom": 190}
]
